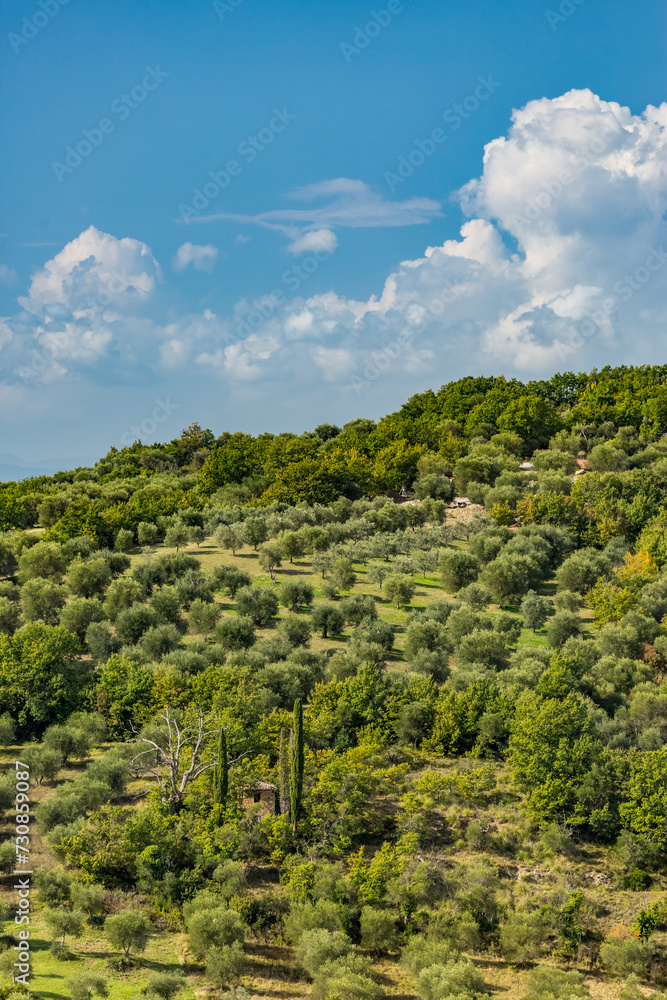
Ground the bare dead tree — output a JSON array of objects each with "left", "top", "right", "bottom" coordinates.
[{"left": 130, "top": 708, "right": 238, "bottom": 813}]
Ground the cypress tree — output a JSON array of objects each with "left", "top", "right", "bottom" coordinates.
[
  {"left": 290, "top": 697, "right": 304, "bottom": 832},
  {"left": 213, "top": 728, "right": 228, "bottom": 806},
  {"left": 279, "top": 728, "right": 290, "bottom": 816}
]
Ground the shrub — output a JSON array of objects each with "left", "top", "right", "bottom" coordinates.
[
  {"left": 284, "top": 900, "right": 343, "bottom": 942},
  {"left": 205, "top": 943, "right": 246, "bottom": 991},
  {"left": 498, "top": 912, "right": 547, "bottom": 965},
  {"left": 186, "top": 906, "right": 245, "bottom": 960},
  {"left": 599, "top": 936, "right": 654, "bottom": 978},
  {"left": 145, "top": 972, "right": 185, "bottom": 1000},
  {"left": 68, "top": 975, "right": 109, "bottom": 1000},
  {"left": 401, "top": 937, "right": 457, "bottom": 976},
  {"left": 625, "top": 869, "right": 652, "bottom": 891},
  {"left": 311, "top": 955, "right": 381, "bottom": 1000},
  {"left": 522, "top": 966, "right": 589, "bottom": 1000},
  {"left": 416, "top": 958, "right": 487, "bottom": 1000},
  {"left": 296, "top": 929, "right": 353, "bottom": 977},
  {"left": 359, "top": 907, "right": 399, "bottom": 956}
]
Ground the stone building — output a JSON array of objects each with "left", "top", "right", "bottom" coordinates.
[{"left": 241, "top": 781, "right": 277, "bottom": 815}]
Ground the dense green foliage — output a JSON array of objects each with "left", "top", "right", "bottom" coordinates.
[{"left": 4, "top": 366, "right": 667, "bottom": 998}]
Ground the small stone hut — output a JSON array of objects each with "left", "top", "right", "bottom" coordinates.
[{"left": 241, "top": 781, "right": 277, "bottom": 815}]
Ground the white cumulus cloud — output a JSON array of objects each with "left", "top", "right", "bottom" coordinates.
[
  {"left": 173, "top": 242, "right": 218, "bottom": 272},
  {"left": 2, "top": 91, "right": 666, "bottom": 408}
]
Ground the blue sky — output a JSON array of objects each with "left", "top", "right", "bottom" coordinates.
[{"left": 0, "top": 0, "right": 666, "bottom": 469}]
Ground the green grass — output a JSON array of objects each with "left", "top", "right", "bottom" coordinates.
[{"left": 7, "top": 913, "right": 196, "bottom": 1000}]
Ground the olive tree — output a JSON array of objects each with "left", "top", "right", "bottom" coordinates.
[
  {"left": 186, "top": 906, "right": 244, "bottom": 959},
  {"left": 214, "top": 615, "right": 256, "bottom": 650},
  {"left": 439, "top": 550, "right": 480, "bottom": 592},
  {"left": 20, "top": 577, "right": 66, "bottom": 624},
  {"left": 384, "top": 574, "right": 416, "bottom": 610},
  {"left": 236, "top": 586, "right": 278, "bottom": 626},
  {"left": 0, "top": 597, "right": 21, "bottom": 635},
  {"left": 104, "top": 910, "right": 152, "bottom": 960},
  {"left": 279, "top": 579, "right": 314, "bottom": 613},
  {"left": 521, "top": 591, "right": 552, "bottom": 632},
  {"left": 311, "top": 604, "right": 345, "bottom": 639},
  {"left": 44, "top": 906, "right": 84, "bottom": 949},
  {"left": 66, "top": 557, "right": 112, "bottom": 598}
]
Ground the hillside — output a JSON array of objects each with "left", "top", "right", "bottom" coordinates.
[{"left": 2, "top": 365, "right": 667, "bottom": 1000}]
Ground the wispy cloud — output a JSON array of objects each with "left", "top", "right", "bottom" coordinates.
[{"left": 191, "top": 177, "right": 442, "bottom": 252}]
